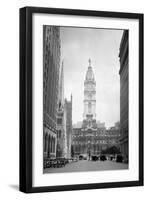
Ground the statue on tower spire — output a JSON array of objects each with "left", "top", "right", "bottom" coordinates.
[{"left": 88, "top": 58, "right": 91, "bottom": 67}]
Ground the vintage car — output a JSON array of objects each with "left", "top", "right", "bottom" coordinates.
[
  {"left": 44, "top": 158, "right": 68, "bottom": 169},
  {"left": 91, "top": 155, "right": 99, "bottom": 161},
  {"left": 100, "top": 154, "right": 107, "bottom": 161},
  {"left": 116, "top": 154, "right": 123, "bottom": 163}
]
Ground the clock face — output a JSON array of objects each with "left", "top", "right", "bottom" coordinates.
[{"left": 89, "top": 84, "right": 92, "bottom": 88}]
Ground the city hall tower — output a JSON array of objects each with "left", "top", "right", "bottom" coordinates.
[{"left": 83, "top": 59, "right": 96, "bottom": 126}]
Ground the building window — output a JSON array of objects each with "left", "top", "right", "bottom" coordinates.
[
  {"left": 57, "top": 118, "right": 62, "bottom": 125},
  {"left": 88, "top": 102, "right": 92, "bottom": 113},
  {"left": 57, "top": 130, "right": 62, "bottom": 139}
]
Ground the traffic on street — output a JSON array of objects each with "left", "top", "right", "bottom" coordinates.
[{"left": 44, "top": 155, "right": 128, "bottom": 173}]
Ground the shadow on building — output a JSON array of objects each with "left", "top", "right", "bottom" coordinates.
[{"left": 119, "top": 30, "right": 129, "bottom": 162}]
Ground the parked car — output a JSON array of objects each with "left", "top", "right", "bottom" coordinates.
[
  {"left": 123, "top": 156, "right": 128, "bottom": 164},
  {"left": 116, "top": 154, "right": 123, "bottom": 163},
  {"left": 100, "top": 155, "right": 107, "bottom": 161},
  {"left": 44, "top": 158, "right": 69, "bottom": 169},
  {"left": 57, "top": 158, "right": 67, "bottom": 167},
  {"left": 67, "top": 158, "right": 73, "bottom": 163},
  {"left": 91, "top": 155, "right": 99, "bottom": 161},
  {"left": 72, "top": 157, "right": 78, "bottom": 162},
  {"left": 79, "top": 154, "right": 87, "bottom": 160},
  {"left": 109, "top": 155, "right": 115, "bottom": 161}
]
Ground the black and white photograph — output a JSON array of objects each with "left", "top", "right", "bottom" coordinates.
[
  {"left": 19, "top": 7, "right": 143, "bottom": 193},
  {"left": 43, "top": 26, "right": 129, "bottom": 173}
]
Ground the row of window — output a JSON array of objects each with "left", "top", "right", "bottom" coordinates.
[
  {"left": 73, "top": 140, "right": 118, "bottom": 145},
  {"left": 73, "top": 133, "right": 120, "bottom": 138}
]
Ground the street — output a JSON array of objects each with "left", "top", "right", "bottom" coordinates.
[{"left": 44, "top": 160, "right": 128, "bottom": 173}]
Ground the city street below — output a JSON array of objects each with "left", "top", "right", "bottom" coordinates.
[{"left": 44, "top": 160, "right": 128, "bottom": 173}]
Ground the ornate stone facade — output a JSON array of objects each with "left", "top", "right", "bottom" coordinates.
[{"left": 72, "top": 124, "right": 120, "bottom": 156}]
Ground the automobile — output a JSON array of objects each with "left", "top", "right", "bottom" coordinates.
[
  {"left": 45, "top": 159, "right": 55, "bottom": 168},
  {"left": 116, "top": 154, "right": 123, "bottom": 163},
  {"left": 51, "top": 159, "right": 58, "bottom": 167},
  {"left": 79, "top": 154, "right": 87, "bottom": 160},
  {"left": 67, "top": 158, "right": 73, "bottom": 163},
  {"left": 100, "top": 155, "right": 107, "bottom": 161},
  {"left": 43, "top": 160, "right": 47, "bottom": 169},
  {"left": 79, "top": 155, "right": 84, "bottom": 160},
  {"left": 57, "top": 158, "right": 67, "bottom": 167},
  {"left": 72, "top": 157, "right": 78, "bottom": 162},
  {"left": 74, "top": 158, "right": 78, "bottom": 162},
  {"left": 124, "top": 157, "right": 128, "bottom": 164},
  {"left": 43, "top": 158, "right": 52, "bottom": 169},
  {"left": 91, "top": 155, "right": 99, "bottom": 161},
  {"left": 109, "top": 155, "right": 115, "bottom": 161}
]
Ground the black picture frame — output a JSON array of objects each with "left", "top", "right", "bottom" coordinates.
[{"left": 19, "top": 6, "right": 144, "bottom": 193}]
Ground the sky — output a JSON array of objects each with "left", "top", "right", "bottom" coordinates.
[{"left": 60, "top": 27, "right": 123, "bottom": 128}]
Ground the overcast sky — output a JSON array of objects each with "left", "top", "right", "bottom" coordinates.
[{"left": 60, "top": 27, "right": 123, "bottom": 128}]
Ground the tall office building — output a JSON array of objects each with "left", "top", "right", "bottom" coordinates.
[{"left": 43, "top": 26, "right": 61, "bottom": 159}]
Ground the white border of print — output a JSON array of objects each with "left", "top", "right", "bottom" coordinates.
[{"left": 32, "top": 13, "right": 139, "bottom": 187}]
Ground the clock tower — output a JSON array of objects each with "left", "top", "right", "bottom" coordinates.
[{"left": 83, "top": 59, "right": 96, "bottom": 125}]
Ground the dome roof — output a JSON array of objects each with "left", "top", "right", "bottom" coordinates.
[{"left": 85, "top": 59, "right": 95, "bottom": 81}]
